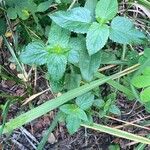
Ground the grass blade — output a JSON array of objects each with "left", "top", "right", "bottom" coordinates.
[
  {"left": 95, "top": 72, "right": 134, "bottom": 98},
  {"left": 0, "top": 100, "right": 11, "bottom": 135},
  {"left": 135, "top": 134, "right": 150, "bottom": 150},
  {"left": 37, "top": 112, "right": 60, "bottom": 150},
  {"left": 2, "top": 36, "right": 27, "bottom": 79},
  {"left": 0, "top": 65, "right": 138, "bottom": 134},
  {"left": 81, "top": 123, "right": 150, "bottom": 145}
]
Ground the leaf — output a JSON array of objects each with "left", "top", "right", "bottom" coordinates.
[
  {"left": 68, "top": 49, "right": 79, "bottom": 64},
  {"left": 37, "top": 0, "right": 53, "bottom": 12},
  {"left": 66, "top": 115, "right": 81, "bottom": 134},
  {"left": 0, "top": 66, "right": 138, "bottom": 134},
  {"left": 79, "top": 48, "right": 101, "bottom": 81},
  {"left": 93, "top": 99, "right": 105, "bottom": 108},
  {"left": 103, "top": 99, "right": 112, "bottom": 114},
  {"left": 108, "top": 144, "right": 120, "bottom": 150},
  {"left": 145, "top": 102, "right": 150, "bottom": 112},
  {"left": 48, "top": 22, "right": 70, "bottom": 48},
  {"left": 60, "top": 104, "right": 77, "bottom": 114},
  {"left": 82, "top": 123, "right": 150, "bottom": 145},
  {"left": 101, "top": 51, "right": 117, "bottom": 64},
  {"left": 0, "top": 18, "right": 7, "bottom": 35},
  {"left": 50, "top": 79, "right": 64, "bottom": 93},
  {"left": 135, "top": 134, "right": 150, "bottom": 150},
  {"left": 68, "top": 38, "right": 82, "bottom": 64},
  {"left": 109, "top": 105, "right": 121, "bottom": 115},
  {"left": 84, "top": 0, "right": 97, "bottom": 20},
  {"left": 37, "top": 112, "right": 60, "bottom": 150},
  {"left": 96, "top": 73, "right": 134, "bottom": 99},
  {"left": 75, "top": 92, "right": 94, "bottom": 110},
  {"left": 65, "top": 73, "right": 81, "bottom": 90},
  {"left": 61, "top": 0, "right": 72, "bottom": 4},
  {"left": 132, "top": 75, "right": 150, "bottom": 88},
  {"left": 95, "top": 0, "right": 118, "bottom": 23},
  {"left": 16, "top": 6, "right": 30, "bottom": 20},
  {"left": 7, "top": 7, "right": 17, "bottom": 19},
  {"left": 20, "top": 42, "right": 48, "bottom": 65},
  {"left": 86, "top": 22, "right": 109, "bottom": 55},
  {"left": 136, "top": 48, "right": 150, "bottom": 76},
  {"left": 50, "top": 7, "right": 92, "bottom": 33},
  {"left": 144, "top": 48, "right": 150, "bottom": 57},
  {"left": 47, "top": 54, "right": 67, "bottom": 81},
  {"left": 6, "top": 0, "right": 37, "bottom": 20},
  {"left": 109, "top": 16, "right": 145, "bottom": 44},
  {"left": 140, "top": 87, "right": 150, "bottom": 103},
  {"left": 143, "top": 67, "right": 150, "bottom": 75},
  {"left": 60, "top": 104, "right": 88, "bottom": 121}
]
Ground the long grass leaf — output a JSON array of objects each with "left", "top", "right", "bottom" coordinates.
[
  {"left": 134, "top": 134, "right": 150, "bottom": 150},
  {"left": 96, "top": 73, "right": 134, "bottom": 98},
  {"left": 81, "top": 123, "right": 150, "bottom": 145},
  {"left": 37, "top": 112, "right": 60, "bottom": 150},
  {"left": 0, "top": 65, "right": 138, "bottom": 134}
]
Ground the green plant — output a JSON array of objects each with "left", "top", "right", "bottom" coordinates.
[
  {"left": 17, "top": 0, "right": 146, "bottom": 134},
  {"left": 1, "top": 0, "right": 150, "bottom": 149},
  {"left": 50, "top": 0, "right": 145, "bottom": 55},
  {"left": 132, "top": 48, "right": 150, "bottom": 111}
]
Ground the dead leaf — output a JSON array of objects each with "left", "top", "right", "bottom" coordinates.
[
  {"left": 17, "top": 73, "right": 28, "bottom": 82},
  {"left": 22, "top": 89, "right": 50, "bottom": 105},
  {"left": 5, "top": 31, "right": 12, "bottom": 38}
]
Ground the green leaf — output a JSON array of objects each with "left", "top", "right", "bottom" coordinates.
[
  {"left": 37, "top": 0, "right": 53, "bottom": 12},
  {"left": 136, "top": 48, "right": 150, "bottom": 77},
  {"left": 75, "top": 92, "right": 94, "bottom": 110},
  {"left": 6, "top": 0, "right": 37, "bottom": 20},
  {"left": 109, "top": 105, "right": 121, "bottom": 115},
  {"left": 66, "top": 115, "right": 81, "bottom": 134},
  {"left": 79, "top": 48, "right": 101, "bottom": 81},
  {"left": 20, "top": 42, "right": 48, "bottom": 65},
  {"left": 84, "top": 0, "right": 97, "bottom": 20},
  {"left": 145, "top": 102, "right": 150, "bottom": 112},
  {"left": 60, "top": 104, "right": 77, "bottom": 114},
  {"left": 37, "top": 112, "right": 60, "bottom": 150},
  {"left": 132, "top": 75, "right": 150, "bottom": 88},
  {"left": 47, "top": 54, "right": 67, "bottom": 81},
  {"left": 109, "top": 16, "right": 145, "bottom": 44},
  {"left": 103, "top": 99, "right": 112, "bottom": 114},
  {"left": 144, "top": 48, "right": 150, "bottom": 57},
  {"left": 16, "top": 6, "right": 30, "bottom": 20},
  {"left": 109, "top": 144, "right": 120, "bottom": 150},
  {"left": 143, "top": 67, "right": 150, "bottom": 75},
  {"left": 140, "top": 87, "right": 150, "bottom": 103},
  {"left": 68, "top": 38, "right": 82, "bottom": 64},
  {"left": 82, "top": 122, "right": 150, "bottom": 145},
  {"left": 50, "top": 79, "right": 64, "bottom": 93},
  {"left": 101, "top": 51, "right": 117, "bottom": 64},
  {"left": 0, "top": 67, "right": 138, "bottom": 134},
  {"left": 68, "top": 49, "right": 79, "bottom": 64},
  {"left": 0, "top": 18, "right": 6, "bottom": 36},
  {"left": 95, "top": 0, "right": 118, "bottom": 23},
  {"left": 60, "top": 0, "right": 72, "bottom": 4},
  {"left": 86, "top": 22, "right": 109, "bottom": 55},
  {"left": 50, "top": 7, "right": 92, "bottom": 33},
  {"left": 93, "top": 99, "right": 105, "bottom": 108},
  {"left": 60, "top": 104, "right": 88, "bottom": 121},
  {"left": 48, "top": 22, "right": 70, "bottom": 48},
  {"left": 7, "top": 7, "right": 17, "bottom": 19},
  {"left": 65, "top": 73, "right": 81, "bottom": 90}
]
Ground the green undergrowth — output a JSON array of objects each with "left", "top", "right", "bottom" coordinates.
[{"left": 0, "top": 0, "right": 150, "bottom": 149}]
